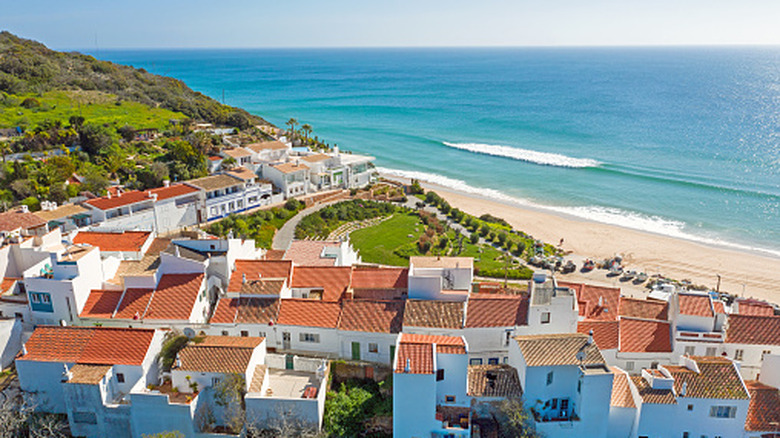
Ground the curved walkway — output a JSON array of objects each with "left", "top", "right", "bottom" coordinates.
[{"left": 272, "top": 201, "right": 338, "bottom": 250}]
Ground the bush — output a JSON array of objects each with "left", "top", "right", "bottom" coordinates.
[
  {"left": 478, "top": 266, "right": 534, "bottom": 280},
  {"left": 160, "top": 334, "right": 189, "bottom": 371},
  {"left": 20, "top": 97, "right": 39, "bottom": 108},
  {"left": 284, "top": 198, "right": 302, "bottom": 211},
  {"left": 295, "top": 199, "right": 395, "bottom": 239},
  {"left": 21, "top": 196, "right": 40, "bottom": 211},
  {"left": 470, "top": 233, "right": 479, "bottom": 244}
]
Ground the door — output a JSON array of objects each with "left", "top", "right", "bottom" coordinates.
[
  {"left": 351, "top": 342, "right": 361, "bottom": 361},
  {"left": 285, "top": 354, "right": 294, "bottom": 370},
  {"left": 389, "top": 345, "right": 396, "bottom": 365},
  {"left": 282, "top": 332, "right": 291, "bottom": 350}
]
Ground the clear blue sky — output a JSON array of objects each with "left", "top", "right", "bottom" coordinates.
[{"left": 5, "top": 0, "right": 780, "bottom": 49}]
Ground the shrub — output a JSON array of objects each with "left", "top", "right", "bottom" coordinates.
[
  {"left": 470, "top": 233, "right": 479, "bottom": 244},
  {"left": 20, "top": 97, "right": 40, "bottom": 108},
  {"left": 284, "top": 198, "right": 302, "bottom": 211}
]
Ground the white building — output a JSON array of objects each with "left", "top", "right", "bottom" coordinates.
[
  {"left": 34, "top": 203, "right": 92, "bottom": 233},
  {"left": 72, "top": 230, "right": 155, "bottom": 261},
  {"left": 337, "top": 299, "right": 404, "bottom": 364},
  {"left": 283, "top": 240, "right": 361, "bottom": 267},
  {"left": 185, "top": 171, "right": 274, "bottom": 221},
  {"left": 408, "top": 256, "right": 473, "bottom": 302},
  {"left": 262, "top": 161, "right": 310, "bottom": 199},
  {"left": 245, "top": 140, "right": 289, "bottom": 165},
  {"left": 509, "top": 333, "right": 614, "bottom": 438}
]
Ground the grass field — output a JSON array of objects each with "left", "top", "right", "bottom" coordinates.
[
  {"left": 349, "top": 212, "right": 423, "bottom": 266},
  {"left": 0, "top": 90, "right": 184, "bottom": 130}
]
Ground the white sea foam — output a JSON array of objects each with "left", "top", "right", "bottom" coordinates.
[
  {"left": 378, "top": 166, "right": 780, "bottom": 258},
  {"left": 442, "top": 142, "right": 601, "bottom": 168}
]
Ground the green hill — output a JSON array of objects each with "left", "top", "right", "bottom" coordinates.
[{"left": 0, "top": 31, "right": 266, "bottom": 129}]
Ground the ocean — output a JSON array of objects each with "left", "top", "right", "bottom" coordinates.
[{"left": 92, "top": 47, "right": 780, "bottom": 256}]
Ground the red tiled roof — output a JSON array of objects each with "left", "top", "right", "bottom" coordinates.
[
  {"left": 198, "top": 336, "right": 264, "bottom": 348},
  {"left": 400, "top": 333, "right": 466, "bottom": 355},
  {"left": 737, "top": 299, "right": 775, "bottom": 317},
  {"left": 84, "top": 185, "right": 197, "bottom": 210},
  {"left": 745, "top": 380, "right": 780, "bottom": 432},
  {"left": 561, "top": 282, "right": 621, "bottom": 321},
  {"left": 351, "top": 267, "right": 408, "bottom": 290},
  {"left": 403, "top": 300, "right": 464, "bottom": 329},
  {"left": 277, "top": 299, "right": 341, "bottom": 328},
  {"left": 513, "top": 333, "right": 605, "bottom": 367},
  {"left": 152, "top": 184, "right": 200, "bottom": 201},
  {"left": 0, "top": 277, "right": 20, "bottom": 294},
  {"left": 264, "top": 250, "right": 286, "bottom": 261},
  {"left": 678, "top": 293, "right": 713, "bottom": 317},
  {"left": 20, "top": 326, "right": 154, "bottom": 366},
  {"left": 339, "top": 300, "right": 405, "bottom": 333},
  {"left": 725, "top": 314, "right": 780, "bottom": 346},
  {"left": 712, "top": 301, "right": 726, "bottom": 315},
  {"left": 80, "top": 290, "right": 123, "bottom": 319},
  {"left": 177, "top": 336, "right": 260, "bottom": 374},
  {"left": 115, "top": 288, "right": 154, "bottom": 319},
  {"left": 666, "top": 357, "right": 748, "bottom": 400},
  {"left": 619, "top": 297, "right": 669, "bottom": 321},
  {"left": 619, "top": 317, "right": 672, "bottom": 353},
  {"left": 229, "top": 260, "right": 292, "bottom": 292},
  {"left": 283, "top": 241, "right": 339, "bottom": 267},
  {"left": 73, "top": 231, "right": 151, "bottom": 253},
  {"left": 291, "top": 266, "right": 352, "bottom": 302},
  {"left": 577, "top": 320, "right": 619, "bottom": 350},
  {"left": 465, "top": 294, "right": 529, "bottom": 328},
  {"left": 395, "top": 342, "right": 433, "bottom": 374},
  {"left": 631, "top": 375, "right": 676, "bottom": 405},
  {"left": 144, "top": 273, "right": 204, "bottom": 320},
  {"left": 0, "top": 209, "right": 46, "bottom": 232},
  {"left": 610, "top": 368, "right": 636, "bottom": 408},
  {"left": 210, "top": 297, "right": 279, "bottom": 325}
]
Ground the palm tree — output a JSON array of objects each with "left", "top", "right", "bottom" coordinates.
[
  {"left": 285, "top": 118, "right": 298, "bottom": 142},
  {"left": 301, "top": 124, "right": 312, "bottom": 144},
  {"left": 0, "top": 141, "right": 10, "bottom": 164}
]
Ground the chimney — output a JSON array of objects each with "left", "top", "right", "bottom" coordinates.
[
  {"left": 21, "top": 344, "right": 27, "bottom": 356},
  {"left": 107, "top": 191, "right": 112, "bottom": 199},
  {"left": 587, "top": 329, "right": 594, "bottom": 346},
  {"left": 116, "top": 189, "right": 122, "bottom": 197},
  {"left": 163, "top": 180, "right": 170, "bottom": 187},
  {"left": 598, "top": 296, "right": 604, "bottom": 307},
  {"left": 242, "top": 273, "right": 247, "bottom": 284},
  {"left": 404, "top": 358, "right": 411, "bottom": 373},
  {"left": 680, "top": 381, "right": 688, "bottom": 397}
]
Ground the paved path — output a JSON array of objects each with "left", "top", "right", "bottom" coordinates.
[{"left": 272, "top": 201, "right": 338, "bottom": 250}]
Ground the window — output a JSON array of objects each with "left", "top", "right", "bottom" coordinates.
[
  {"left": 625, "top": 361, "right": 635, "bottom": 371},
  {"left": 560, "top": 398, "right": 569, "bottom": 410},
  {"left": 237, "top": 200, "right": 244, "bottom": 209},
  {"left": 762, "top": 350, "right": 771, "bottom": 358},
  {"left": 503, "top": 357, "right": 508, "bottom": 364},
  {"left": 258, "top": 331, "right": 266, "bottom": 338},
  {"left": 488, "top": 358, "right": 499, "bottom": 365},
  {"left": 734, "top": 350, "right": 744, "bottom": 361},
  {"left": 116, "top": 373, "right": 125, "bottom": 383},
  {"left": 709, "top": 406, "right": 737, "bottom": 418},
  {"left": 541, "top": 312, "right": 551, "bottom": 324},
  {"left": 546, "top": 371, "right": 554, "bottom": 386},
  {"left": 684, "top": 346, "right": 695, "bottom": 356},
  {"left": 368, "top": 343, "right": 378, "bottom": 353},
  {"left": 683, "top": 433, "right": 689, "bottom": 438},
  {"left": 212, "top": 377, "right": 221, "bottom": 387},
  {"left": 706, "top": 347, "right": 717, "bottom": 356},
  {"left": 221, "top": 330, "right": 229, "bottom": 336},
  {"left": 687, "top": 404, "right": 693, "bottom": 411},
  {"left": 240, "top": 330, "right": 249, "bottom": 337},
  {"left": 469, "top": 358, "right": 483, "bottom": 365},
  {"left": 300, "top": 333, "right": 320, "bottom": 343},
  {"left": 577, "top": 380, "right": 581, "bottom": 393},
  {"left": 445, "top": 395, "right": 456, "bottom": 403},
  {"left": 504, "top": 331, "right": 512, "bottom": 347},
  {"left": 651, "top": 361, "right": 659, "bottom": 369},
  {"left": 437, "top": 369, "right": 445, "bottom": 381}
]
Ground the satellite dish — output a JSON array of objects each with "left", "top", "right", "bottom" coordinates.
[{"left": 183, "top": 328, "right": 196, "bottom": 339}]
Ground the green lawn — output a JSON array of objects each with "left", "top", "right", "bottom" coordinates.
[
  {"left": 0, "top": 90, "right": 184, "bottom": 130},
  {"left": 349, "top": 212, "right": 423, "bottom": 266}
]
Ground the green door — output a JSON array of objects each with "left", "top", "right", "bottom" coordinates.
[
  {"left": 351, "top": 342, "right": 361, "bottom": 361},
  {"left": 285, "top": 354, "right": 294, "bottom": 370},
  {"left": 390, "top": 345, "right": 396, "bottom": 364}
]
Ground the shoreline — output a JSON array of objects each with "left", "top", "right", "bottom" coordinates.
[{"left": 382, "top": 173, "right": 780, "bottom": 306}]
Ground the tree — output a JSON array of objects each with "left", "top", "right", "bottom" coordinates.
[
  {"left": 68, "top": 115, "right": 85, "bottom": 129},
  {"left": 0, "top": 141, "right": 10, "bottom": 164},
  {"left": 0, "top": 394, "right": 69, "bottom": 438},
  {"left": 213, "top": 373, "right": 247, "bottom": 434},
  {"left": 285, "top": 118, "right": 298, "bottom": 141},
  {"left": 136, "top": 162, "right": 170, "bottom": 190},
  {"left": 300, "top": 123, "right": 312, "bottom": 144},
  {"left": 81, "top": 166, "right": 110, "bottom": 195},
  {"left": 220, "top": 156, "right": 237, "bottom": 170},
  {"left": 78, "top": 123, "right": 116, "bottom": 155},
  {"left": 492, "top": 397, "right": 540, "bottom": 438},
  {"left": 117, "top": 124, "right": 136, "bottom": 142},
  {"left": 142, "top": 432, "right": 184, "bottom": 438},
  {"left": 470, "top": 233, "right": 479, "bottom": 244},
  {"left": 10, "top": 179, "right": 35, "bottom": 200}
]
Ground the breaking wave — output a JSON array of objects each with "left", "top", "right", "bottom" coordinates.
[{"left": 442, "top": 142, "right": 601, "bottom": 168}]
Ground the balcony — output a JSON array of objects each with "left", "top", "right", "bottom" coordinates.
[{"left": 676, "top": 330, "right": 724, "bottom": 343}]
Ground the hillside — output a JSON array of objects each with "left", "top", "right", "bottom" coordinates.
[{"left": 0, "top": 31, "right": 266, "bottom": 128}]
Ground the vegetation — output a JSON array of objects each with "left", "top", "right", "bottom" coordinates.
[
  {"left": 295, "top": 200, "right": 398, "bottom": 240},
  {"left": 0, "top": 32, "right": 265, "bottom": 127},
  {"left": 349, "top": 213, "right": 422, "bottom": 266},
  {"left": 324, "top": 378, "right": 392, "bottom": 438},
  {"left": 159, "top": 334, "right": 190, "bottom": 372},
  {"left": 206, "top": 201, "right": 305, "bottom": 248}
]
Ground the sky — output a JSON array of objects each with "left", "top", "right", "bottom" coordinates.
[{"left": 4, "top": 0, "right": 780, "bottom": 49}]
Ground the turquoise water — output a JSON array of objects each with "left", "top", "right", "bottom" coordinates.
[{"left": 94, "top": 48, "right": 780, "bottom": 256}]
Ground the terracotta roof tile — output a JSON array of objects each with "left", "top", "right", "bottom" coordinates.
[
  {"left": 20, "top": 326, "right": 155, "bottom": 366},
  {"left": 619, "top": 317, "right": 672, "bottom": 353},
  {"left": 725, "top": 314, "right": 780, "bottom": 346},
  {"left": 339, "top": 300, "right": 404, "bottom": 333},
  {"left": 561, "top": 282, "right": 621, "bottom": 321},
  {"left": 395, "top": 342, "right": 433, "bottom": 374},
  {"left": 0, "top": 277, "right": 19, "bottom": 294},
  {"left": 236, "top": 298, "right": 279, "bottom": 324},
  {"left": 300, "top": 153, "right": 332, "bottom": 163},
  {"left": 229, "top": 260, "right": 292, "bottom": 292},
  {"left": 467, "top": 365, "right": 523, "bottom": 398},
  {"left": 403, "top": 300, "right": 464, "bottom": 329},
  {"left": 577, "top": 320, "right": 619, "bottom": 350},
  {"left": 401, "top": 333, "right": 466, "bottom": 355},
  {"left": 115, "top": 288, "right": 154, "bottom": 319},
  {"left": 277, "top": 299, "right": 341, "bottom": 328},
  {"left": 245, "top": 140, "right": 287, "bottom": 152},
  {"left": 84, "top": 185, "right": 197, "bottom": 211},
  {"left": 186, "top": 174, "right": 242, "bottom": 191},
  {"left": 177, "top": 337, "right": 259, "bottom": 374},
  {"left": 666, "top": 357, "right": 748, "bottom": 400},
  {"left": 465, "top": 294, "right": 529, "bottom": 328},
  {"left": 144, "top": 273, "right": 204, "bottom": 320},
  {"left": 631, "top": 375, "right": 676, "bottom": 405},
  {"left": 737, "top": 299, "right": 775, "bottom": 317},
  {"left": 0, "top": 209, "right": 46, "bottom": 232},
  {"left": 610, "top": 368, "right": 636, "bottom": 408},
  {"left": 273, "top": 162, "right": 309, "bottom": 174},
  {"left": 152, "top": 184, "right": 201, "bottom": 201},
  {"left": 227, "top": 167, "right": 257, "bottom": 181},
  {"left": 712, "top": 301, "right": 726, "bottom": 315},
  {"left": 248, "top": 364, "right": 268, "bottom": 393},
  {"left": 619, "top": 297, "right": 669, "bottom": 321},
  {"left": 264, "top": 250, "right": 286, "bottom": 261},
  {"left": 67, "top": 364, "right": 111, "bottom": 385},
  {"left": 284, "top": 240, "right": 340, "bottom": 266},
  {"left": 513, "top": 333, "right": 605, "bottom": 367},
  {"left": 745, "top": 380, "right": 780, "bottom": 432},
  {"left": 238, "top": 279, "right": 285, "bottom": 296},
  {"left": 291, "top": 266, "right": 352, "bottom": 302},
  {"left": 351, "top": 267, "right": 408, "bottom": 290},
  {"left": 211, "top": 297, "right": 239, "bottom": 324},
  {"left": 222, "top": 148, "right": 252, "bottom": 158},
  {"left": 80, "top": 290, "right": 123, "bottom": 319},
  {"left": 34, "top": 203, "right": 90, "bottom": 222},
  {"left": 73, "top": 231, "right": 151, "bottom": 253},
  {"left": 410, "top": 256, "right": 473, "bottom": 269},
  {"left": 678, "top": 293, "right": 714, "bottom": 317}
]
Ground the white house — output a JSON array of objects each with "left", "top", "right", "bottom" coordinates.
[
  {"left": 185, "top": 172, "right": 273, "bottom": 221},
  {"left": 283, "top": 240, "right": 362, "bottom": 268},
  {"left": 630, "top": 356, "right": 750, "bottom": 438},
  {"left": 274, "top": 299, "right": 341, "bottom": 357},
  {"left": 245, "top": 140, "right": 289, "bottom": 165},
  {"left": 72, "top": 230, "right": 155, "bottom": 261},
  {"left": 743, "top": 355, "right": 780, "bottom": 438},
  {"left": 722, "top": 314, "right": 780, "bottom": 380},
  {"left": 220, "top": 147, "right": 252, "bottom": 167},
  {"left": 462, "top": 294, "right": 529, "bottom": 365},
  {"left": 393, "top": 333, "right": 471, "bottom": 438},
  {"left": 34, "top": 203, "right": 92, "bottom": 233},
  {"left": 509, "top": 333, "right": 614, "bottom": 438},
  {"left": 337, "top": 299, "right": 404, "bottom": 364},
  {"left": 408, "top": 256, "right": 473, "bottom": 302},
  {"left": 578, "top": 317, "right": 674, "bottom": 373},
  {"left": 262, "top": 161, "right": 310, "bottom": 199}
]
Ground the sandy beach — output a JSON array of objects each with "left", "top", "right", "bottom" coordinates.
[{"left": 386, "top": 176, "right": 780, "bottom": 305}]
